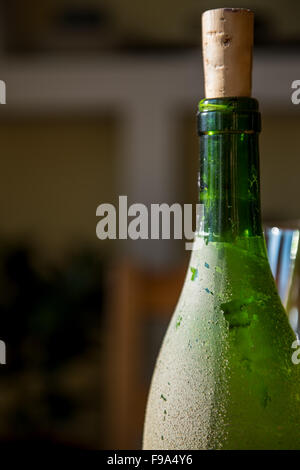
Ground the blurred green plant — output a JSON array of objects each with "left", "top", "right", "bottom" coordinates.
[{"left": 0, "top": 242, "right": 106, "bottom": 449}]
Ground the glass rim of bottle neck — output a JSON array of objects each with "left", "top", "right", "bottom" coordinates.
[
  {"left": 199, "top": 97, "right": 259, "bottom": 113},
  {"left": 198, "top": 97, "right": 261, "bottom": 134}
]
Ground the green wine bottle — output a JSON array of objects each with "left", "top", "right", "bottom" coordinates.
[{"left": 143, "top": 8, "right": 300, "bottom": 450}]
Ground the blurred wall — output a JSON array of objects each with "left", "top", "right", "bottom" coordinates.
[
  {"left": 0, "top": 110, "right": 299, "bottom": 264},
  {"left": 0, "top": 116, "right": 118, "bottom": 262}
]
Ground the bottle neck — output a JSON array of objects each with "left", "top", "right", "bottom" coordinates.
[{"left": 197, "top": 98, "right": 265, "bottom": 254}]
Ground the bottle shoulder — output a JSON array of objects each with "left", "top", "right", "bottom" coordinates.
[
  {"left": 182, "top": 236, "right": 280, "bottom": 310},
  {"left": 165, "top": 237, "right": 295, "bottom": 370}
]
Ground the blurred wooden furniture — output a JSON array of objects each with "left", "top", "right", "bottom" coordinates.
[{"left": 105, "top": 259, "right": 186, "bottom": 449}]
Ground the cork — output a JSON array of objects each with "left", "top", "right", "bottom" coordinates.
[{"left": 202, "top": 8, "right": 254, "bottom": 98}]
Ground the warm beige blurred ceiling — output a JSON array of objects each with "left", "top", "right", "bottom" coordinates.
[
  {"left": 109, "top": 0, "right": 300, "bottom": 44},
  {"left": 6, "top": 0, "right": 300, "bottom": 50}
]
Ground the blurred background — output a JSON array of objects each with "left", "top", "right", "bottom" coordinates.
[{"left": 0, "top": 0, "right": 299, "bottom": 449}]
